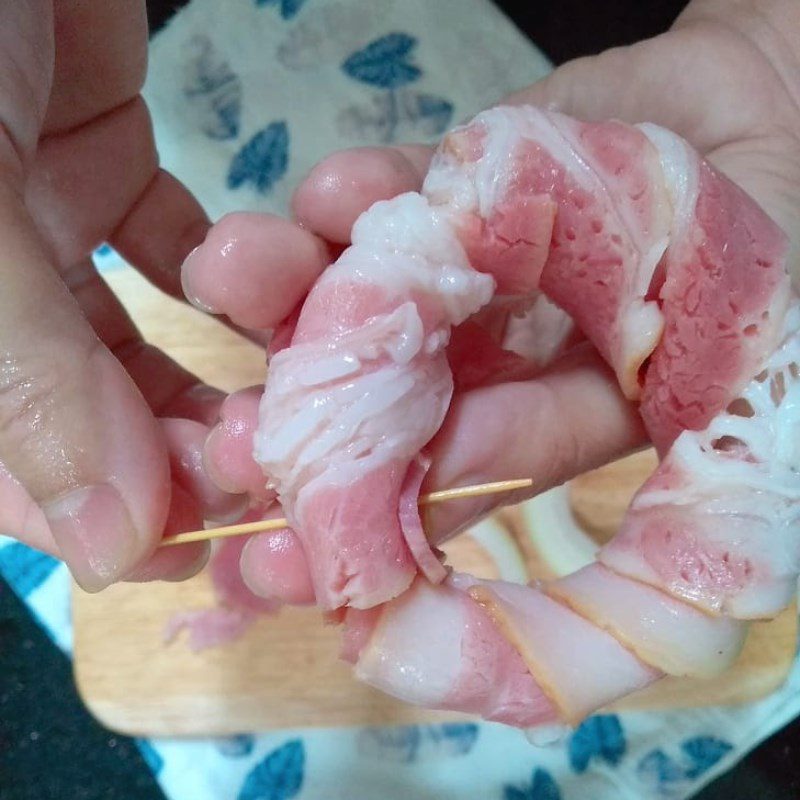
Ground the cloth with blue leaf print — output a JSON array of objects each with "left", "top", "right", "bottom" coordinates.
[{"left": 5, "top": 0, "right": 800, "bottom": 797}]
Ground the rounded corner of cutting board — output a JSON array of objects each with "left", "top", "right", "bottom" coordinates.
[{"left": 72, "top": 651, "right": 142, "bottom": 738}]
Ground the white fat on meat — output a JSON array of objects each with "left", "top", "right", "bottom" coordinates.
[
  {"left": 470, "top": 580, "right": 661, "bottom": 724},
  {"left": 255, "top": 193, "right": 493, "bottom": 492},
  {"left": 254, "top": 192, "right": 494, "bottom": 608},
  {"left": 548, "top": 563, "right": 747, "bottom": 677},
  {"left": 603, "top": 304, "right": 800, "bottom": 618}
]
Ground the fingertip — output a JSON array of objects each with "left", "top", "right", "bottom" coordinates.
[
  {"left": 180, "top": 245, "right": 220, "bottom": 315},
  {"left": 111, "top": 168, "right": 211, "bottom": 300},
  {"left": 162, "top": 417, "right": 249, "bottom": 523},
  {"left": 44, "top": 483, "right": 146, "bottom": 592},
  {"left": 162, "top": 383, "right": 225, "bottom": 429},
  {"left": 208, "top": 535, "right": 279, "bottom": 613},
  {"left": 124, "top": 478, "right": 213, "bottom": 584},
  {"left": 291, "top": 146, "right": 431, "bottom": 243},
  {"left": 241, "top": 527, "right": 315, "bottom": 606},
  {"left": 203, "top": 388, "right": 271, "bottom": 501},
  {"left": 124, "top": 541, "right": 211, "bottom": 583},
  {"left": 181, "top": 212, "right": 327, "bottom": 330}
]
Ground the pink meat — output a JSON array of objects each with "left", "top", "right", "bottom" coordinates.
[
  {"left": 447, "top": 320, "right": 541, "bottom": 392},
  {"left": 255, "top": 193, "right": 508, "bottom": 610},
  {"left": 425, "top": 108, "right": 672, "bottom": 399},
  {"left": 165, "top": 608, "right": 257, "bottom": 653},
  {"left": 239, "top": 104, "right": 797, "bottom": 729},
  {"left": 637, "top": 127, "right": 790, "bottom": 452},
  {"left": 344, "top": 576, "right": 558, "bottom": 727},
  {"left": 603, "top": 304, "right": 800, "bottom": 619},
  {"left": 548, "top": 563, "right": 747, "bottom": 676},
  {"left": 470, "top": 580, "right": 662, "bottom": 723}
]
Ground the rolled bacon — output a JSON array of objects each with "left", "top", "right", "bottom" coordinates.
[{"left": 245, "top": 105, "right": 797, "bottom": 729}]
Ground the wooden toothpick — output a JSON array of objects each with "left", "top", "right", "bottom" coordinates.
[{"left": 160, "top": 477, "right": 534, "bottom": 547}]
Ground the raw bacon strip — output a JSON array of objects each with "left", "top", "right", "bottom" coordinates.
[
  {"left": 602, "top": 305, "right": 800, "bottom": 618},
  {"left": 165, "top": 607, "right": 258, "bottom": 653},
  {"left": 343, "top": 575, "right": 557, "bottom": 727},
  {"left": 398, "top": 454, "right": 448, "bottom": 583},
  {"left": 340, "top": 108, "right": 795, "bottom": 726},
  {"left": 501, "top": 293, "right": 578, "bottom": 367},
  {"left": 637, "top": 125, "right": 790, "bottom": 453},
  {"left": 255, "top": 194, "right": 497, "bottom": 610},
  {"left": 547, "top": 563, "right": 747, "bottom": 677},
  {"left": 447, "top": 320, "right": 541, "bottom": 392},
  {"left": 467, "top": 580, "right": 661, "bottom": 724},
  {"left": 238, "top": 104, "right": 796, "bottom": 728},
  {"left": 424, "top": 107, "right": 672, "bottom": 399}
]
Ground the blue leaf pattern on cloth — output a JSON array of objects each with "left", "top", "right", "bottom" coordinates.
[
  {"left": 531, "top": 769, "right": 561, "bottom": 800},
  {"left": 503, "top": 788, "right": 530, "bottom": 800},
  {"left": 217, "top": 734, "right": 256, "bottom": 758},
  {"left": 429, "top": 723, "right": 479, "bottom": 756},
  {"left": 238, "top": 739, "right": 304, "bottom": 800},
  {"left": 568, "top": 715, "right": 626, "bottom": 773},
  {"left": 681, "top": 736, "right": 733, "bottom": 780},
  {"left": 228, "top": 122, "right": 289, "bottom": 194},
  {"left": 136, "top": 740, "right": 164, "bottom": 775},
  {"left": 342, "top": 33, "right": 422, "bottom": 89},
  {"left": 637, "top": 736, "right": 732, "bottom": 793},
  {"left": 414, "top": 93, "right": 454, "bottom": 132},
  {"left": 357, "top": 723, "right": 478, "bottom": 762},
  {"left": 637, "top": 750, "right": 685, "bottom": 788},
  {"left": 182, "top": 35, "right": 242, "bottom": 140},
  {"left": 256, "top": 0, "right": 307, "bottom": 20},
  {"left": 358, "top": 725, "right": 422, "bottom": 763},
  {"left": 0, "top": 543, "right": 59, "bottom": 597},
  {"left": 503, "top": 768, "right": 561, "bottom": 800},
  {"left": 337, "top": 90, "right": 452, "bottom": 144}
]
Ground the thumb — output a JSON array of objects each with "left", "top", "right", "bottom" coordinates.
[
  {"left": 503, "top": 47, "right": 650, "bottom": 124},
  {"left": 0, "top": 180, "right": 170, "bottom": 591}
]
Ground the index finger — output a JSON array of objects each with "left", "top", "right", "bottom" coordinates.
[{"left": 291, "top": 145, "right": 433, "bottom": 243}]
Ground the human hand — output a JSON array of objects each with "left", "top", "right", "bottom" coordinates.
[
  {"left": 0, "top": 2, "right": 244, "bottom": 590},
  {"left": 184, "top": 0, "right": 800, "bottom": 595}
]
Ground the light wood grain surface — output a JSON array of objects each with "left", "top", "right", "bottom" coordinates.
[{"left": 71, "top": 269, "right": 798, "bottom": 736}]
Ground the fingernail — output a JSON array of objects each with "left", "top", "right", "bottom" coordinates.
[
  {"left": 181, "top": 247, "right": 220, "bottom": 314},
  {"left": 43, "top": 484, "right": 140, "bottom": 592},
  {"left": 125, "top": 542, "right": 210, "bottom": 584}
]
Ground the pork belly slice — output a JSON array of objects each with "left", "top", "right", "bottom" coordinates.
[
  {"left": 343, "top": 575, "right": 557, "bottom": 727},
  {"left": 603, "top": 305, "right": 800, "bottom": 619},
  {"left": 637, "top": 124, "right": 790, "bottom": 453},
  {"left": 469, "top": 580, "right": 661, "bottom": 725},
  {"left": 255, "top": 194, "right": 494, "bottom": 609},
  {"left": 424, "top": 106, "right": 672, "bottom": 399},
  {"left": 548, "top": 563, "right": 747, "bottom": 677}
]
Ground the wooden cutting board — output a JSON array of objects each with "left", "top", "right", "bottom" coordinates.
[{"left": 71, "top": 269, "right": 798, "bottom": 737}]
